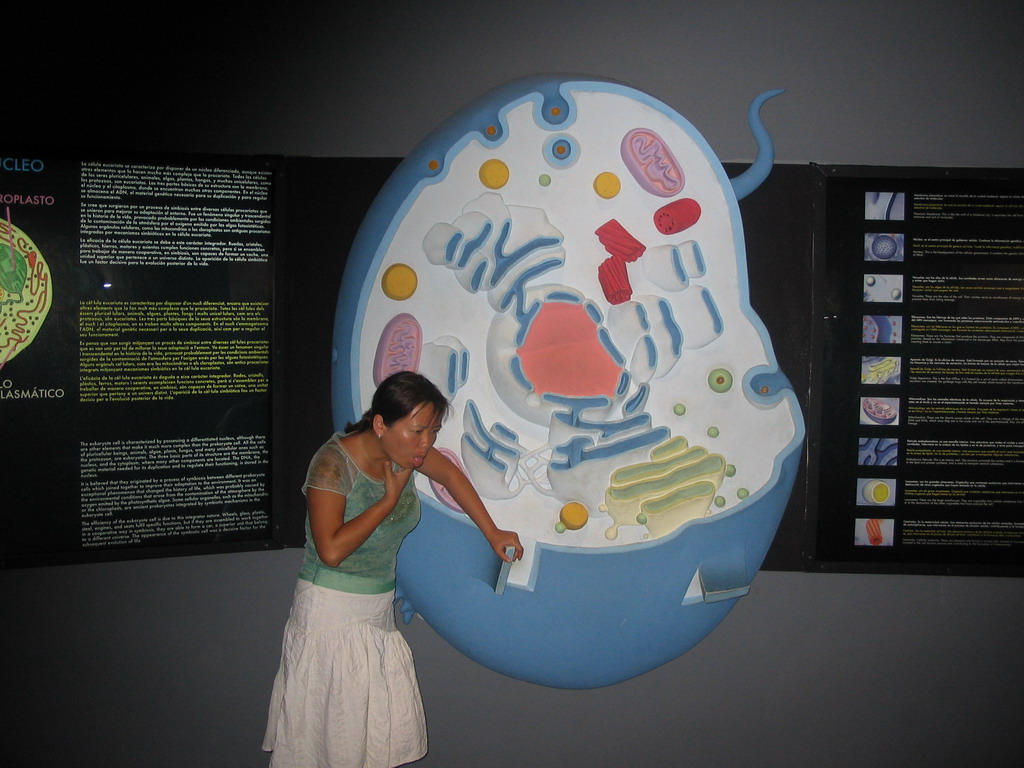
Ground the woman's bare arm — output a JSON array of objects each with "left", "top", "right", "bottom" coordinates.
[
  {"left": 306, "top": 460, "right": 414, "bottom": 566},
  {"left": 418, "top": 448, "right": 523, "bottom": 561}
]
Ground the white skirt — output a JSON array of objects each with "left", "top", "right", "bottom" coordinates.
[{"left": 263, "top": 580, "right": 427, "bottom": 768}]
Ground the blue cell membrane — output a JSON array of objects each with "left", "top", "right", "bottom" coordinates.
[
  {"left": 746, "top": 367, "right": 793, "bottom": 405},
  {"left": 729, "top": 89, "right": 784, "bottom": 201},
  {"left": 533, "top": 83, "right": 575, "bottom": 127},
  {"left": 480, "top": 115, "right": 507, "bottom": 144}
]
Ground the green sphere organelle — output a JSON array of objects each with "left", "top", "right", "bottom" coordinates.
[{"left": 708, "top": 368, "right": 733, "bottom": 393}]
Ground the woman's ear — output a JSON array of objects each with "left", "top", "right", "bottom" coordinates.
[{"left": 372, "top": 414, "right": 384, "bottom": 437}]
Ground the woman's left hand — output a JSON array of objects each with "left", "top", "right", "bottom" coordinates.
[{"left": 488, "top": 529, "right": 524, "bottom": 562}]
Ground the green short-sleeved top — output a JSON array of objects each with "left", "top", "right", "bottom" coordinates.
[{"left": 298, "top": 432, "right": 420, "bottom": 594}]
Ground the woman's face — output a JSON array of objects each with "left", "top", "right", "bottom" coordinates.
[{"left": 378, "top": 403, "right": 442, "bottom": 469}]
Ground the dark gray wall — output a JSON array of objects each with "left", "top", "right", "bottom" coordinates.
[{"left": 4, "top": 2, "right": 1023, "bottom": 766}]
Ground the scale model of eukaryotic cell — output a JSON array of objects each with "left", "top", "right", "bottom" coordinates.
[{"left": 333, "top": 76, "right": 804, "bottom": 688}]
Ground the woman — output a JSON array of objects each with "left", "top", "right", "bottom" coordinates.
[{"left": 263, "top": 371, "right": 522, "bottom": 768}]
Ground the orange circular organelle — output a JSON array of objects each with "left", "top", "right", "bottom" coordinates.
[
  {"left": 559, "top": 502, "right": 589, "bottom": 531},
  {"left": 594, "top": 172, "right": 621, "bottom": 199},
  {"left": 479, "top": 159, "right": 510, "bottom": 189},
  {"left": 381, "top": 263, "right": 418, "bottom": 301}
]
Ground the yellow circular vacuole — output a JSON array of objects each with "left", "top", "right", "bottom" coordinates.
[
  {"left": 593, "top": 171, "right": 621, "bottom": 199},
  {"left": 381, "top": 263, "right": 418, "bottom": 300},
  {"left": 559, "top": 501, "right": 589, "bottom": 531},
  {"left": 479, "top": 159, "right": 510, "bottom": 189}
]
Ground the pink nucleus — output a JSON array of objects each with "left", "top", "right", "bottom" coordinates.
[{"left": 517, "top": 302, "right": 623, "bottom": 398}]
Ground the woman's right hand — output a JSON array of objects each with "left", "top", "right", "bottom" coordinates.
[
  {"left": 381, "top": 459, "right": 414, "bottom": 503},
  {"left": 309, "top": 461, "right": 412, "bottom": 567}
]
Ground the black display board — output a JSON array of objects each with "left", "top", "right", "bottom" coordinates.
[
  {"left": 2, "top": 151, "right": 279, "bottom": 566},
  {"left": 806, "top": 165, "right": 1024, "bottom": 576}
]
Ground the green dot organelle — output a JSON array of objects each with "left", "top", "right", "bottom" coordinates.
[{"left": 708, "top": 368, "right": 733, "bottom": 393}]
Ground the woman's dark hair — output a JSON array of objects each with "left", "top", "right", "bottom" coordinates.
[{"left": 344, "top": 371, "right": 451, "bottom": 434}]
